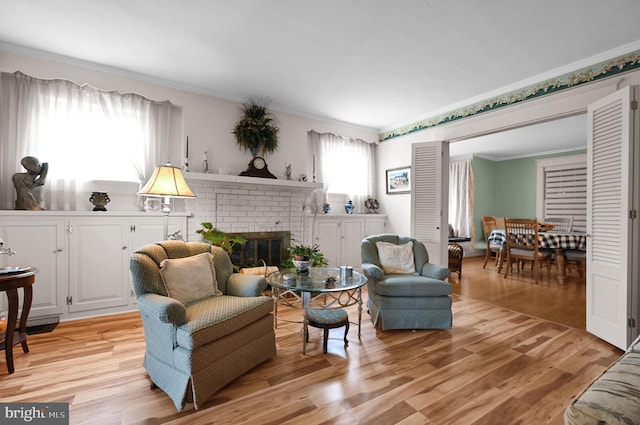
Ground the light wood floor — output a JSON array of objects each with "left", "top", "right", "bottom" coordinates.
[
  {"left": 0, "top": 257, "right": 619, "bottom": 425},
  {"left": 451, "top": 255, "right": 587, "bottom": 330}
]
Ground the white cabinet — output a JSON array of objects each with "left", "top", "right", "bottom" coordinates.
[
  {"left": 130, "top": 217, "right": 186, "bottom": 250},
  {"left": 0, "top": 218, "right": 67, "bottom": 320},
  {"left": 341, "top": 219, "right": 365, "bottom": 267},
  {"left": 68, "top": 218, "right": 130, "bottom": 313},
  {"left": 314, "top": 219, "right": 341, "bottom": 267},
  {"left": 365, "top": 217, "right": 386, "bottom": 237},
  {"left": 314, "top": 215, "right": 386, "bottom": 267},
  {"left": 0, "top": 213, "right": 187, "bottom": 321}
]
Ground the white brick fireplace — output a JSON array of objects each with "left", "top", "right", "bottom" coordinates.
[{"left": 183, "top": 173, "right": 323, "bottom": 247}]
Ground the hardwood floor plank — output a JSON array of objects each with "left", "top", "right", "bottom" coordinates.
[
  {"left": 0, "top": 258, "right": 622, "bottom": 424},
  {"left": 453, "top": 256, "right": 586, "bottom": 329}
]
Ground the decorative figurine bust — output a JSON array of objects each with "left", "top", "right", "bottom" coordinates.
[
  {"left": 284, "top": 163, "right": 292, "bottom": 180},
  {"left": 12, "top": 156, "right": 48, "bottom": 210}
]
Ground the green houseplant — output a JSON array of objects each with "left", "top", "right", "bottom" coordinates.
[
  {"left": 285, "top": 243, "right": 328, "bottom": 268},
  {"left": 232, "top": 99, "right": 279, "bottom": 158},
  {"left": 196, "top": 222, "right": 247, "bottom": 256}
]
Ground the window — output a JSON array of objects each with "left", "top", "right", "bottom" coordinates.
[
  {"left": 536, "top": 154, "right": 587, "bottom": 231},
  {"left": 0, "top": 71, "right": 174, "bottom": 210},
  {"left": 36, "top": 99, "right": 144, "bottom": 182},
  {"left": 308, "top": 131, "right": 375, "bottom": 213}
]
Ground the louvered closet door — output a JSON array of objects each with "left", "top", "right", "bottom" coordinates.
[
  {"left": 586, "top": 85, "right": 638, "bottom": 350},
  {"left": 411, "top": 141, "right": 449, "bottom": 266}
]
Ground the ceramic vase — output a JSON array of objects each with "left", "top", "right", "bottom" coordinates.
[
  {"left": 90, "top": 191, "right": 110, "bottom": 211},
  {"left": 345, "top": 199, "right": 354, "bottom": 214}
]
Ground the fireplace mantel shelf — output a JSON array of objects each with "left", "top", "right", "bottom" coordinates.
[{"left": 184, "top": 171, "right": 323, "bottom": 190}]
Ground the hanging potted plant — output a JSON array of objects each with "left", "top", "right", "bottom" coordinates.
[{"left": 233, "top": 98, "right": 279, "bottom": 178}]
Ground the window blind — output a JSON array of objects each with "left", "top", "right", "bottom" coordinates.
[{"left": 543, "top": 164, "right": 587, "bottom": 232}]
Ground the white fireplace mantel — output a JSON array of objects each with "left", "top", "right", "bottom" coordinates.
[{"left": 184, "top": 171, "right": 323, "bottom": 191}]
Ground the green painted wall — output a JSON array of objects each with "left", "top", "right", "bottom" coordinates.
[
  {"left": 470, "top": 156, "right": 498, "bottom": 244},
  {"left": 470, "top": 149, "right": 586, "bottom": 249},
  {"left": 496, "top": 157, "right": 537, "bottom": 218}
]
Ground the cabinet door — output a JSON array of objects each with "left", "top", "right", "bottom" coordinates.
[
  {"left": 341, "top": 219, "right": 364, "bottom": 267},
  {"left": 68, "top": 219, "right": 129, "bottom": 313},
  {"left": 365, "top": 217, "right": 386, "bottom": 237},
  {"left": 315, "top": 220, "right": 340, "bottom": 267},
  {"left": 130, "top": 216, "right": 187, "bottom": 250},
  {"left": 0, "top": 219, "right": 66, "bottom": 319}
]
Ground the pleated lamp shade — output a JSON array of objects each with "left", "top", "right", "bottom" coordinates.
[
  {"left": 139, "top": 165, "right": 195, "bottom": 198},
  {"left": 138, "top": 165, "right": 195, "bottom": 216}
]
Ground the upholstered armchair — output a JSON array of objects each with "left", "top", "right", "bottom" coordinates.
[
  {"left": 361, "top": 234, "right": 453, "bottom": 331},
  {"left": 130, "top": 240, "right": 276, "bottom": 411}
]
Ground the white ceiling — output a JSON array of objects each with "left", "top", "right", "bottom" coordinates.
[{"left": 0, "top": 1, "right": 639, "bottom": 157}]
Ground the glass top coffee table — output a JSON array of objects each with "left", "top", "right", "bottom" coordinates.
[{"left": 267, "top": 268, "right": 367, "bottom": 353}]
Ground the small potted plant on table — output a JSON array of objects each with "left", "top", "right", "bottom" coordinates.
[{"left": 286, "top": 243, "right": 328, "bottom": 272}]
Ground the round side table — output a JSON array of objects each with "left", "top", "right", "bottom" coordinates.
[{"left": 0, "top": 267, "right": 37, "bottom": 374}]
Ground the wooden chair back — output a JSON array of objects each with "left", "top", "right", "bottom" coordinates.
[
  {"left": 504, "top": 218, "right": 552, "bottom": 283},
  {"left": 543, "top": 217, "right": 573, "bottom": 232},
  {"left": 481, "top": 216, "right": 505, "bottom": 270},
  {"left": 504, "top": 218, "right": 538, "bottom": 252},
  {"left": 481, "top": 216, "right": 497, "bottom": 239}
]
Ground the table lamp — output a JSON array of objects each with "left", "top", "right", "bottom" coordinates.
[{"left": 138, "top": 163, "right": 196, "bottom": 239}]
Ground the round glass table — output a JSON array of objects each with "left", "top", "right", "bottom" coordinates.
[{"left": 267, "top": 268, "right": 367, "bottom": 353}]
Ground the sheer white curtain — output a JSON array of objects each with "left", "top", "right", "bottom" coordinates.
[
  {"left": 448, "top": 159, "right": 474, "bottom": 237},
  {"left": 308, "top": 130, "right": 375, "bottom": 214},
  {"left": 0, "top": 71, "right": 172, "bottom": 210}
]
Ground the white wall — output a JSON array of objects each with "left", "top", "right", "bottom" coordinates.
[
  {"left": 0, "top": 49, "right": 378, "bottom": 240},
  {"left": 376, "top": 70, "right": 640, "bottom": 238},
  {"left": 4, "top": 48, "right": 640, "bottom": 239},
  {"left": 0, "top": 48, "right": 377, "bottom": 191}
]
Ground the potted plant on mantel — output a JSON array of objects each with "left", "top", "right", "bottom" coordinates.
[{"left": 233, "top": 98, "right": 279, "bottom": 179}]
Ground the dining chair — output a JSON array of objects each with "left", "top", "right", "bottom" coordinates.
[
  {"left": 504, "top": 218, "right": 553, "bottom": 283},
  {"left": 564, "top": 249, "right": 587, "bottom": 281},
  {"left": 481, "top": 216, "right": 504, "bottom": 270},
  {"left": 542, "top": 216, "right": 584, "bottom": 278},
  {"left": 543, "top": 216, "right": 573, "bottom": 232}
]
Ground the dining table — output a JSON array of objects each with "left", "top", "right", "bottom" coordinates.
[{"left": 488, "top": 229, "right": 587, "bottom": 284}]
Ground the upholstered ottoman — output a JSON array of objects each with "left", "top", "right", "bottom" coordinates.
[
  {"left": 304, "top": 308, "right": 349, "bottom": 354},
  {"left": 564, "top": 336, "right": 640, "bottom": 425}
]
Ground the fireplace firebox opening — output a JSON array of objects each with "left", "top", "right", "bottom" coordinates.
[{"left": 228, "top": 231, "right": 291, "bottom": 269}]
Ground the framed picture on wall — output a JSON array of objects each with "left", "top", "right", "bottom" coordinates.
[{"left": 386, "top": 166, "right": 411, "bottom": 194}]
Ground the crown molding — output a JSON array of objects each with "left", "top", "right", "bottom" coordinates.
[{"left": 380, "top": 44, "right": 640, "bottom": 142}]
